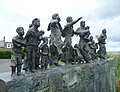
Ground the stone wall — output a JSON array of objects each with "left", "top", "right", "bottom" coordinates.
[{"left": 7, "top": 59, "right": 116, "bottom": 92}]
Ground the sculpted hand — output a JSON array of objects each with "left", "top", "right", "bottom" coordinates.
[{"left": 78, "top": 17, "right": 83, "bottom": 20}]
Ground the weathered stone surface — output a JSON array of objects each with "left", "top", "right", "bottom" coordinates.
[
  {"left": 0, "top": 79, "right": 8, "bottom": 92},
  {"left": 7, "top": 59, "right": 116, "bottom": 92}
]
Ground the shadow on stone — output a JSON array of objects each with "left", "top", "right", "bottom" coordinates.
[{"left": 0, "top": 79, "right": 8, "bottom": 92}]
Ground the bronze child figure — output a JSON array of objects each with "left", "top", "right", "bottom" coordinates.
[
  {"left": 39, "top": 30, "right": 49, "bottom": 70},
  {"left": 11, "top": 27, "right": 26, "bottom": 76}
]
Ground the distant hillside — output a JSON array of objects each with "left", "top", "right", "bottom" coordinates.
[{"left": 107, "top": 51, "right": 120, "bottom": 54}]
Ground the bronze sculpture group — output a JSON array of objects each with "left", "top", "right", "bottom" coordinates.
[{"left": 11, "top": 13, "right": 107, "bottom": 76}]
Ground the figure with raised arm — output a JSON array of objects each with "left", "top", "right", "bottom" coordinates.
[
  {"left": 62, "top": 16, "right": 82, "bottom": 64},
  {"left": 47, "top": 13, "right": 64, "bottom": 66}
]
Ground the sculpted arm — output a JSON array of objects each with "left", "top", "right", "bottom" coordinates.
[
  {"left": 12, "top": 38, "right": 26, "bottom": 47},
  {"left": 47, "top": 23, "right": 51, "bottom": 31},
  {"left": 39, "top": 37, "right": 48, "bottom": 49},
  {"left": 70, "top": 17, "right": 82, "bottom": 26}
]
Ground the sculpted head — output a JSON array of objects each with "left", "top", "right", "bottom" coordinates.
[
  {"left": 32, "top": 18, "right": 40, "bottom": 27},
  {"left": 16, "top": 27, "right": 24, "bottom": 36},
  {"left": 90, "top": 36, "right": 93, "bottom": 41},
  {"left": 80, "top": 21, "right": 85, "bottom": 27},
  {"left": 66, "top": 16, "right": 73, "bottom": 23},
  {"left": 39, "top": 30, "right": 45, "bottom": 35},
  {"left": 86, "top": 26, "right": 90, "bottom": 30},
  {"left": 102, "top": 29, "right": 107, "bottom": 34},
  {"left": 52, "top": 13, "right": 61, "bottom": 22}
]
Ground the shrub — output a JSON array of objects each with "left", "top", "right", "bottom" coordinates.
[
  {"left": 0, "top": 48, "right": 24, "bottom": 59},
  {"left": 0, "top": 48, "right": 11, "bottom": 59}
]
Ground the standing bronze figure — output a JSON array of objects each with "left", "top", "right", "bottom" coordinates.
[
  {"left": 62, "top": 16, "right": 82, "bottom": 64},
  {"left": 75, "top": 21, "right": 91, "bottom": 63},
  {"left": 88, "top": 36, "right": 98, "bottom": 60},
  {"left": 97, "top": 29, "right": 107, "bottom": 59},
  {"left": 11, "top": 27, "right": 26, "bottom": 76},
  {"left": 25, "top": 18, "right": 40, "bottom": 72},
  {"left": 47, "top": 13, "right": 64, "bottom": 66},
  {"left": 39, "top": 30, "right": 49, "bottom": 70}
]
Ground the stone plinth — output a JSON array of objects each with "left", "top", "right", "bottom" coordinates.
[{"left": 7, "top": 59, "right": 116, "bottom": 92}]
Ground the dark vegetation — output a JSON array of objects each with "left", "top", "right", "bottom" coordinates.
[
  {"left": 0, "top": 48, "right": 24, "bottom": 59},
  {"left": 0, "top": 48, "right": 11, "bottom": 59},
  {"left": 107, "top": 54, "right": 120, "bottom": 92}
]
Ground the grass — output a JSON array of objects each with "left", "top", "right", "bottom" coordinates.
[
  {"left": 107, "top": 54, "right": 120, "bottom": 80},
  {"left": 107, "top": 53, "right": 120, "bottom": 92},
  {"left": 0, "top": 48, "right": 11, "bottom": 51}
]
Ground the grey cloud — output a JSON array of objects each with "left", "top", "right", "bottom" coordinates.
[
  {"left": 108, "top": 35, "right": 120, "bottom": 42},
  {"left": 1, "top": 10, "right": 30, "bottom": 24},
  {"left": 107, "top": 41, "right": 120, "bottom": 48},
  {"left": 92, "top": 0, "right": 120, "bottom": 19}
]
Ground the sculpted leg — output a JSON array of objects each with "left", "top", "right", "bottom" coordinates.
[
  {"left": 11, "top": 66, "right": 16, "bottom": 77},
  {"left": 17, "top": 65, "right": 22, "bottom": 76}
]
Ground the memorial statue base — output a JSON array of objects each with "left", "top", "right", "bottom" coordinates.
[{"left": 7, "top": 59, "right": 116, "bottom": 92}]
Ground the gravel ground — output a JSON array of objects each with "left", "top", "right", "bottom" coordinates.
[
  {"left": 0, "top": 59, "right": 10, "bottom": 73},
  {"left": 0, "top": 59, "right": 11, "bottom": 82}
]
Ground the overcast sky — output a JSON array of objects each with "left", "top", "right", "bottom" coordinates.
[{"left": 0, "top": 0, "right": 120, "bottom": 51}]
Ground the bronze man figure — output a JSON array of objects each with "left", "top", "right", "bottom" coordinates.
[
  {"left": 97, "top": 29, "right": 107, "bottom": 59},
  {"left": 25, "top": 18, "right": 40, "bottom": 72}
]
